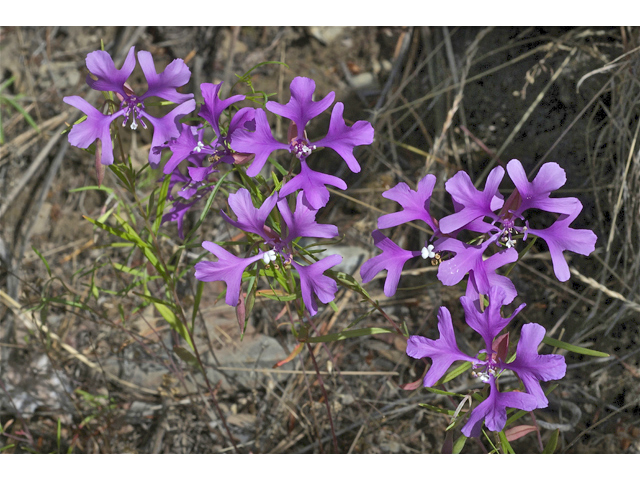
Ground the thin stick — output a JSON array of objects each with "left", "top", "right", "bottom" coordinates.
[{"left": 306, "top": 343, "right": 339, "bottom": 453}]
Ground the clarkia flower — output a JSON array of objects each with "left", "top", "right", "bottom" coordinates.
[
  {"left": 406, "top": 292, "right": 566, "bottom": 437},
  {"left": 230, "top": 76, "right": 373, "bottom": 206},
  {"left": 64, "top": 46, "right": 196, "bottom": 166},
  {"left": 195, "top": 188, "right": 341, "bottom": 314},
  {"left": 437, "top": 159, "right": 596, "bottom": 281}
]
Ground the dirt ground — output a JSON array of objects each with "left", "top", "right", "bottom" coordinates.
[{"left": 1, "top": 26, "right": 639, "bottom": 454}]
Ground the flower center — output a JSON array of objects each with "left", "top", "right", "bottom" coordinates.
[
  {"left": 289, "top": 138, "right": 316, "bottom": 160},
  {"left": 120, "top": 96, "right": 147, "bottom": 130},
  {"left": 471, "top": 352, "right": 501, "bottom": 384},
  {"left": 492, "top": 210, "right": 529, "bottom": 249}
]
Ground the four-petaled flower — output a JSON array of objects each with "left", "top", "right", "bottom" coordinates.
[
  {"left": 406, "top": 290, "right": 566, "bottom": 437},
  {"left": 64, "top": 46, "right": 195, "bottom": 166}
]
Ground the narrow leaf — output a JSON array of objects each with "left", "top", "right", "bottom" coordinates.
[
  {"left": 543, "top": 429, "right": 560, "bottom": 454},
  {"left": 543, "top": 336, "right": 609, "bottom": 357}
]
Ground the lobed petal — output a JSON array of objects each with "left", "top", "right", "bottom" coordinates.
[
  {"left": 314, "top": 102, "right": 374, "bottom": 173},
  {"left": 194, "top": 241, "right": 263, "bottom": 306},
  {"left": 360, "top": 230, "right": 421, "bottom": 297},
  {"left": 526, "top": 202, "right": 597, "bottom": 281},
  {"left": 199, "top": 82, "right": 246, "bottom": 138},
  {"left": 292, "top": 255, "right": 342, "bottom": 316},
  {"left": 230, "top": 108, "right": 289, "bottom": 177},
  {"left": 505, "top": 323, "right": 567, "bottom": 408},
  {"left": 377, "top": 174, "right": 438, "bottom": 231},
  {"left": 138, "top": 51, "right": 194, "bottom": 104},
  {"left": 63, "top": 96, "right": 124, "bottom": 165},
  {"left": 439, "top": 167, "right": 504, "bottom": 234},
  {"left": 85, "top": 46, "right": 136, "bottom": 96},
  {"left": 266, "top": 77, "right": 335, "bottom": 132},
  {"left": 406, "top": 306, "right": 477, "bottom": 387}
]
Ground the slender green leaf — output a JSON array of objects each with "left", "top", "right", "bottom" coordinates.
[
  {"left": 438, "top": 361, "right": 474, "bottom": 385},
  {"left": 498, "top": 430, "right": 516, "bottom": 454},
  {"left": 543, "top": 429, "right": 560, "bottom": 454},
  {"left": 152, "top": 173, "right": 171, "bottom": 234},
  {"left": 31, "top": 246, "right": 51, "bottom": 277},
  {"left": 419, "top": 403, "right": 456, "bottom": 415},
  {"left": 424, "top": 386, "right": 466, "bottom": 397},
  {"left": 152, "top": 299, "right": 193, "bottom": 350},
  {"left": 542, "top": 336, "right": 609, "bottom": 357},
  {"left": 173, "top": 346, "right": 201, "bottom": 370},
  {"left": 305, "top": 327, "right": 396, "bottom": 343},
  {"left": 452, "top": 434, "right": 467, "bottom": 454},
  {"left": 1, "top": 95, "right": 40, "bottom": 132}
]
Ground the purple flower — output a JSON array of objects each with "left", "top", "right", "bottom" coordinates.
[
  {"left": 377, "top": 174, "right": 439, "bottom": 231},
  {"left": 64, "top": 46, "right": 195, "bottom": 166},
  {"left": 437, "top": 159, "right": 597, "bottom": 282},
  {"left": 194, "top": 241, "right": 263, "bottom": 306},
  {"left": 407, "top": 294, "right": 565, "bottom": 437},
  {"left": 197, "top": 188, "right": 341, "bottom": 315},
  {"left": 360, "top": 230, "right": 422, "bottom": 297},
  {"left": 291, "top": 255, "right": 342, "bottom": 317},
  {"left": 230, "top": 76, "right": 373, "bottom": 177}
]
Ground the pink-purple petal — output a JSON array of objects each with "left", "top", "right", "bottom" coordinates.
[
  {"left": 313, "top": 102, "right": 374, "bottom": 173},
  {"left": 378, "top": 174, "right": 438, "bottom": 230},
  {"left": 406, "top": 306, "right": 477, "bottom": 387},
  {"left": 278, "top": 160, "right": 347, "bottom": 210},
  {"left": 194, "top": 241, "right": 263, "bottom": 306},
  {"left": 291, "top": 255, "right": 342, "bottom": 316},
  {"left": 266, "top": 77, "right": 335, "bottom": 132},
  {"left": 85, "top": 46, "right": 136, "bottom": 96},
  {"left": 138, "top": 51, "right": 194, "bottom": 104},
  {"left": 360, "top": 230, "right": 421, "bottom": 297}
]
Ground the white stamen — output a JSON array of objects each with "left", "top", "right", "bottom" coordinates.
[
  {"left": 193, "top": 141, "right": 205, "bottom": 153},
  {"left": 421, "top": 244, "right": 436, "bottom": 259},
  {"left": 262, "top": 250, "right": 277, "bottom": 264}
]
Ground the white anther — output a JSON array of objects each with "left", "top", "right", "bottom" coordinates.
[
  {"left": 421, "top": 244, "right": 436, "bottom": 259},
  {"left": 193, "top": 141, "right": 205, "bottom": 153},
  {"left": 262, "top": 250, "right": 277, "bottom": 264}
]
